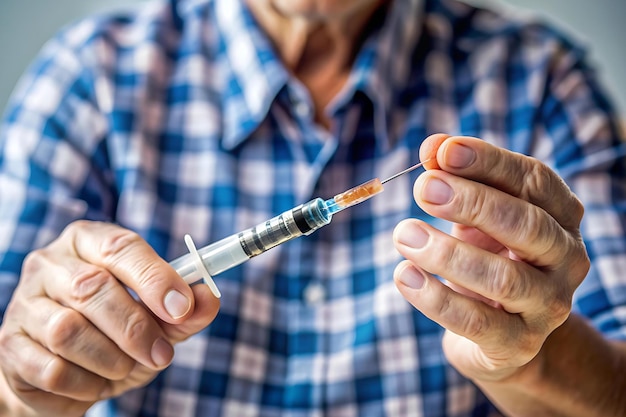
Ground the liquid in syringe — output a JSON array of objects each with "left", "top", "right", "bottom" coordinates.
[{"left": 170, "top": 160, "right": 430, "bottom": 297}]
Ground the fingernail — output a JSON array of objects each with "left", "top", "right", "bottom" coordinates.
[
  {"left": 151, "top": 338, "right": 174, "bottom": 368},
  {"left": 398, "top": 266, "right": 425, "bottom": 289},
  {"left": 164, "top": 290, "right": 191, "bottom": 319},
  {"left": 422, "top": 178, "right": 453, "bottom": 205},
  {"left": 396, "top": 221, "right": 429, "bottom": 249},
  {"left": 447, "top": 143, "right": 475, "bottom": 168}
]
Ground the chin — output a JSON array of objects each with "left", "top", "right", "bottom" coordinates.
[{"left": 270, "top": 0, "right": 380, "bottom": 20}]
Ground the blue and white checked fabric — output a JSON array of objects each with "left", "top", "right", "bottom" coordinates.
[{"left": 1, "top": 0, "right": 625, "bottom": 416}]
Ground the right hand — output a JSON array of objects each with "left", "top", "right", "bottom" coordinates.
[{"left": 0, "top": 221, "right": 220, "bottom": 417}]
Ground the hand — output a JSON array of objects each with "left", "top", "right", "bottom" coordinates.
[
  {"left": 0, "top": 221, "right": 220, "bottom": 417},
  {"left": 393, "top": 134, "right": 590, "bottom": 382}
]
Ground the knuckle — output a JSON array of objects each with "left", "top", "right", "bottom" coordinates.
[
  {"left": 515, "top": 331, "right": 543, "bottom": 363},
  {"left": 46, "top": 309, "right": 86, "bottom": 352},
  {"left": 99, "top": 229, "right": 143, "bottom": 263},
  {"left": 576, "top": 252, "right": 591, "bottom": 283},
  {"left": 513, "top": 208, "right": 543, "bottom": 243},
  {"left": 429, "top": 236, "right": 458, "bottom": 270},
  {"left": 462, "top": 308, "right": 490, "bottom": 340},
  {"left": 461, "top": 255, "right": 492, "bottom": 285},
  {"left": 495, "top": 203, "right": 543, "bottom": 250},
  {"left": 121, "top": 310, "right": 150, "bottom": 343},
  {"left": 132, "top": 261, "right": 167, "bottom": 290},
  {"left": 522, "top": 160, "right": 553, "bottom": 204},
  {"left": 499, "top": 205, "right": 562, "bottom": 263},
  {"left": 516, "top": 318, "right": 550, "bottom": 354},
  {"left": 488, "top": 265, "right": 526, "bottom": 303},
  {"left": 21, "top": 250, "right": 48, "bottom": 284},
  {"left": 544, "top": 293, "right": 571, "bottom": 326},
  {"left": 461, "top": 187, "right": 491, "bottom": 227},
  {"left": 534, "top": 218, "right": 570, "bottom": 261},
  {"left": 569, "top": 241, "right": 591, "bottom": 284},
  {"left": 39, "top": 356, "right": 69, "bottom": 393},
  {"left": 69, "top": 264, "right": 114, "bottom": 305},
  {"left": 435, "top": 290, "right": 456, "bottom": 322},
  {"left": 98, "top": 229, "right": 166, "bottom": 289},
  {"left": 569, "top": 193, "right": 585, "bottom": 225},
  {"left": 63, "top": 220, "right": 95, "bottom": 242}
]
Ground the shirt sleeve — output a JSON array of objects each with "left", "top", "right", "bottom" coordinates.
[
  {"left": 533, "top": 31, "right": 626, "bottom": 340},
  {"left": 0, "top": 22, "right": 115, "bottom": 321}
]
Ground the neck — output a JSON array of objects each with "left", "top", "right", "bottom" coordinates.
[
  {"left": 246, "top": 1, "right": 385, "bottom": 71},
  {"left": 245, "top": 0, "right": 388, "bottom": 128}
]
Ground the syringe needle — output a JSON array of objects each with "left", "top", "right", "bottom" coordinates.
[{"left": 380, "top": 159, "right": 431, "bottom": 185}]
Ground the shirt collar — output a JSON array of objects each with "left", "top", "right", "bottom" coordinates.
[
  {"left": 337, "top": 0, "right": 424, "bottom": 151},
  {"left": 183, "top": 0, "right": 424, "bottom": 151},
  {"left": 211, "top": 0, "right": 290, "bottom": 150}
]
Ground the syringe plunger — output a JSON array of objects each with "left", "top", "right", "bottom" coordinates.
[
  {"left": 170, "top": 159, "right": 427, "bottom": 297},
  {"left": 169, "top": 198, "right": 332, "bottom": 293}
]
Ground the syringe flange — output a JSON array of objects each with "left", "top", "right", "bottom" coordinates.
[{"left": 183, "top": 234, "right": 222, "bottom": 298}]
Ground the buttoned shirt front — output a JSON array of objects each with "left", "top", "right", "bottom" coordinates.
[{"left": 1, "top": 0, "right": 625, "bottom": 416}]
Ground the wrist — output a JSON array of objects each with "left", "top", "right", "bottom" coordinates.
[{"left": 474, "top": 314, "right": 626, "bottom": 417}]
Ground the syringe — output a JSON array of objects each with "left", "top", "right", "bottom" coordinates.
[{"left": 169, "top": 160, "right": 429, "bottom": 297}]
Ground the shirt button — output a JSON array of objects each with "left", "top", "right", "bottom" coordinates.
[
  {"left": 303, "top": 283, "right": 325, "bottom": 305},
  {"left": 293, "top": 100, "right": 311, "bottom": 118}
]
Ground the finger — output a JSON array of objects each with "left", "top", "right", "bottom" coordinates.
[
  {"left": 433, "top": 136, "right": 584, "bottom": 230},
  {"left": 28, "top": 250, "right": 175, "bottom": 370},
  {"left": 413, "top": 169, "right": 579, "bottom": 268},
  {"left": 60, "top": 221, "right": 194, "bottom": 323},
  {"left": 19, "top": 296, "right": 134, "bottom": 380},
  {"left": 0, "top": 372, "right": 92, "bottom": 417},
  {"left": 392, "top": 219, "right": 569, "bottom": 317},
  {"left": 451, "top": 224, "right": 507, "bottom": 256},
  {"left": 419, "top": 133, "right": 450, "bottom": 169},
  {"left": 393, "top": 261, "right": 526, "bottom": 352},
  {"left": 1, "top": 332, "right": 108, "bottom": 402},
  {"left": 160, "top": 282, "right": 220, "bottom": 343}
]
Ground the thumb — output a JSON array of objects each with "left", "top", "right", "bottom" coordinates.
[
  {"left": 62, "top": 221, "right": 196, "bottom": 324},
  {"left": 160, "top": 282, "right": 220, "bottom": 344}
]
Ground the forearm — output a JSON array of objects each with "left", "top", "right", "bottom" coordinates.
[{"left": 477, "top": 314, "right": 626, "bottom": 416}]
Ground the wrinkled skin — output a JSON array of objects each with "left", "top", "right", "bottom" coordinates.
[
  {"left": 393, "top": 133, "right": 589, "bottom": 383},
  {"left": 0, "top": 222, "right": 220, "bottom": 417}
]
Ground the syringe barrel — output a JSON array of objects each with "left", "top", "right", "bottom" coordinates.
[
  {"left": 239, "top": 197, "right": 331, "bottom": 257},
  {"left": 169, "top": 234, "right": 248, "bottom": 283},
  {"left": 171, "top": 198, "right": 332, "bottom": 283}
]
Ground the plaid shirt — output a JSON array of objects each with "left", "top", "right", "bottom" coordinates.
[{"left": 1, "top": 0, "right": 625, "bottom": 415}]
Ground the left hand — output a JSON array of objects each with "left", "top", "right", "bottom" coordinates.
[{"left": 393, "top": 134, "right": 590, "bottom": 382}]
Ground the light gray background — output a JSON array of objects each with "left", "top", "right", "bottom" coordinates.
[{"left": 1, "top": 0, "right": 624, "bottom": 115}]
